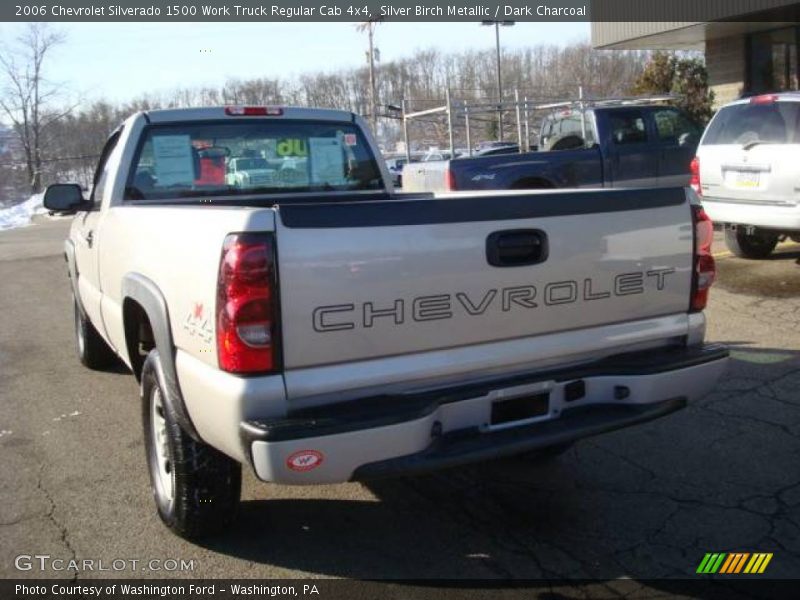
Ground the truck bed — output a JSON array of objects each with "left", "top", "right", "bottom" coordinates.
[{"left": 402, "top": 147, "right": 604, "bottom": 193}]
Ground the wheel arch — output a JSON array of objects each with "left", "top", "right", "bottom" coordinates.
[{"left": 121, "top": 273, "right": 200, "bottom": 441}]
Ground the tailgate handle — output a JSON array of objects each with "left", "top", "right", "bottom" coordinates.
[{"left": 486, "top": 229, "right": 548, "bottom": 267}]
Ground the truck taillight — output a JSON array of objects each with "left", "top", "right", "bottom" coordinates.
[
  {"left": 689, "top": 156, "right": 701, "bottom": 196},
  {"left": 216, "top": 233, "right": 279, "bottom": 374},
  {"left": 445, "top": 169, "right": 457, "bottom": 191},
  {"left": 691, "top": 206, "right": 715, "bottom": 312}
]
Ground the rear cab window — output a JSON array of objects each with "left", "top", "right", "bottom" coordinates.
[
  {"left": 124, "top": 120, "right": 383, "bottom": 200},
  {"left": 702, "top": 100, "right": 800, "bottom": 146}
]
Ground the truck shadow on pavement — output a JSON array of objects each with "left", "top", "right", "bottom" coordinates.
[{"left": 198, "top": 345, "right": 800, "bottom": 580}]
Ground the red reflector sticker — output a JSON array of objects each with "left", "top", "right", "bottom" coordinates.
[{"left": 286, "top": 450, "right": 324, "bottom": 472}]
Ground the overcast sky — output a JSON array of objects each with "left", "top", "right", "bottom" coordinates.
[{"left": 0, "top": 21, "right": 589, "bottom": 103}]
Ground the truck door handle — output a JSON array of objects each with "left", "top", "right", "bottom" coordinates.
[
  {"left": 84, "top": 231, "right": 94, "bottom": 248},
  {"left": 486, "top": 229, "right": 548, "bottom": 267}
]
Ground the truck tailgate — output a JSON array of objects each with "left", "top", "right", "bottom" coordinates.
[{"left": 274, "top": 188, "right": 693, "bottom": 371}]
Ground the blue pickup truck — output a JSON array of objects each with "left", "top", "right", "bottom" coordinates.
[{"left": 402, "top": 104, "right": 702, "bottom": 193}]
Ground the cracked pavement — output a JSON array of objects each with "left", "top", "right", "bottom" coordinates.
[{"left": 0, "top": 220, "right": 798, "bottom": 586}]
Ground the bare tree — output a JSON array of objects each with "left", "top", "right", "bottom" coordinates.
[
  {"left": 32, "top": 40, "right": 653, "bottom": 183},
  {"left": 0, "top": 24, "right": 67, "bottom": 193}
]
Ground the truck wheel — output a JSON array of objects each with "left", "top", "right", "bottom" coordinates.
[
  {"left": 724, "top": 226, "right": 778, "bottom": 259},
  {"left": 141, "top": 350, "right": 241, "bottom": 539},
  {"left": 74, "top": 299, "right": 116, "bottom": 370}
]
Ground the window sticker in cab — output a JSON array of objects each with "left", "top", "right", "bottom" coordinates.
[
  {"left": 309, "top": 137, "right": 345, "bottom": 185},
  {"left": 152, "top": 135, "right": 194, "bottom": 186}
]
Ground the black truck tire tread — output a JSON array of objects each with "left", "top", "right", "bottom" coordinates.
[{"left": 141, "top": 350, "right": 241, "bottom": 540}]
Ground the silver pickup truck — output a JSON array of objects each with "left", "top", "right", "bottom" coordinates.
[{"left": 43, "top": 106, "right": 728, "bottom": 540}]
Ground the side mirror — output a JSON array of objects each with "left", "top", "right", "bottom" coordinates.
[{"left": 43, "top": 184, "right": 89, "bottom": 214}]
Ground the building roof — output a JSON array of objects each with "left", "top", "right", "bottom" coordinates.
[{"left": 591, "top": 0, "right": 800, "bottom": 49}]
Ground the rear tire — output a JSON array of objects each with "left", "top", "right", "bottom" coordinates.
[
  {"left": 141, "top": 350, "right": 241, "bottom": 540},
  {"left": 724, "top": 226, "right": 778, "bottom": 259},
  {"left": 74, "top": 299, "right": 116, "bottom": 370}
]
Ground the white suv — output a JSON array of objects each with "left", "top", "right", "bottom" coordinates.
[{"left": 693, "top": 92, "right": 800, "bottom": 258}]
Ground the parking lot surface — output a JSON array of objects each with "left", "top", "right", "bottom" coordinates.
[{"left": 0, "top": 219, "right": 798, "bottom": 583}]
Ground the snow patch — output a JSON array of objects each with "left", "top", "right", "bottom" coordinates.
[
  {"left": 0, "top": 194, "right": 46, "bottom": 231},
  {"left": 52, "top": 411, "right": 81, "bottom": 422}
]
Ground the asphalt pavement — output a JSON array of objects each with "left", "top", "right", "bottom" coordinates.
[{"left": 1, "top": 218, "right": 798, "bottom": 585}]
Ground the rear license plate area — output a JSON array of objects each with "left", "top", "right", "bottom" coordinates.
[
  {"left": 491, "top": 392, "right": 550, "bottom": 426},
  {"left": 733, "top": 170, "right": 760, "bottom": 188}
]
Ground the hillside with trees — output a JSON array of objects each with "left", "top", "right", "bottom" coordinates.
[{"left": 2, "top": 24, "right": 709, "bottom": 204}]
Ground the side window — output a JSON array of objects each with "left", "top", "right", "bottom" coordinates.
[
  {"left": 609, "top": 111, "right": 648, "bottom": 145},
  {"left": 653, "top": 109, "right": 700, "bottom": 145},
  {"left": 90, "top": 163, "right": 111, "bottom": 209},
  {"left": 90, "top": 130, "right": 122, "bottom": 208}
]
